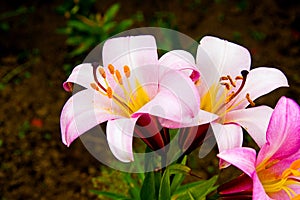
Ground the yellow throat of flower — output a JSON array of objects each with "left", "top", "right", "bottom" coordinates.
[
  {"left": 90, "top": 63, "right": 150, "bottom": 116},
  {"left": 200, "top": 70, "right": 255, "bottom": 117},
  {"left": 258, "top": 159, "right": 300, "bottom": 199}
]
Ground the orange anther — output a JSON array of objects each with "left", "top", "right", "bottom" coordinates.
[
  {"left": 90, "top": 83, "right": 99, "bottom": 91},
  {"left": 221, "top": 82, "right": 231, "bottom": 90},
  {"left": 220, "top": 76, "right": 228, "bottom": 81},
  {"left": 246, "top": 93, "right": 255, "bottom": 106},
  {"left": 235, "top": 75, "right": 243, "bottom": 80},
  {"left": 227, "top": 75, "right": 236, "bottom": 87},
  {"left": 115, "top": 70, "right": 123, "bottom": 85},
  {"left": 106, "top": 87, "right": 113, "bottom": 98},
  {"left": 98, "top": 67, "right": 106, "bottom": 79},
  {"left": 108, "top": 64, "right": 115, "bottom": 74},
  {"left": 123, "top": 65, "right": 130, "bottom": 78}
]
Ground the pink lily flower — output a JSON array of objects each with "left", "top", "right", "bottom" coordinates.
[
  {"left": 218, "top": 96, "right": 300, "bottom": 199},
  {"left": 195, "top": 36, "right": 288, "bottom": 167},
  {"left": 60, "top": 35, "right": 204, "bottom": 162}
]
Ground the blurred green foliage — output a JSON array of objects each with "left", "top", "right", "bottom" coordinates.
[
  {"left": 0, "top": 6, "right": 34, "bottom": 31},
  {"left": 57, "top": 0, "right": 143, "bottom": 70}
]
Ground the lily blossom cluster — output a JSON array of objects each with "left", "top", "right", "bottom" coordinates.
[
  {"left": 60, "top": 34, "right": 289, "bottom": 169},
  {"left": 218, "top": 96, "right": 300, "bottom": 199}
]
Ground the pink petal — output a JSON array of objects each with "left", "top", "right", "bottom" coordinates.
[
  {"left": 211, "top": 123, "right": 243, "bottom": 168},
  {"left": 252, "top": 173, "right": 272, "bottom": 200},
  {"left": 133, "top": 69, "right": 201, "bottom": 127},
  {"left": 258, "top": 97, "right": 300, "bottom": 163},
  {"left": 262, "top": 150, "right": 300, "bottom": 179},
  {"left": 106, "top": 117, "right": 137, "bottom": 162},
  {"left": 225, "top": 106, "right": 273, "bottom": 147},
  {"left": 196, "top": 36, "right": 251, "bottom": 91},
  {"left": 218, "top": 147, "right": 256, "bottom": 177},
  {"left": 159, "top": 50, "right": 199, "bottom": 81},
  {"left": 233, "top": 67, "right": 289, "bottom": 109},
  {"left": 63, "top": 63, "right": 97, "bottom": 91},
  {"left": 102, "top": 35, "right": 158, "bottom": 71},
  {"left": 60, "top": 89, "right": 117, "bottom": 146}
]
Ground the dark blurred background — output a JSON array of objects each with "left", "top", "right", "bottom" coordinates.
[{"left": 0, "top": 0, "right": 299, "bottom": 199}]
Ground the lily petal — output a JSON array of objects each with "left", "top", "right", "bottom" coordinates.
[
  {"left": 258, "top": 97, "right": 300, "bottom": 163},
  {"left": 106, "top": 117, "right": 138, "bottom": 162},
  {"left": 225, "top": 106, "right": 273, "bottom": 147},
  {"left": 159, "top": 50, "right": 199, "bottom": 81},
  {"left": 252, "top": 173, "right": 272, "bottom": 200},
  {"left": 212, "top": 122, "right": 243, "bottom": 153},
  {"left": 63, "top": 63, "right": 98, "bottom": 91},
  {"left": 218, "top": 147, "right": 256, "bottom": 177},
  {"left": 233, "top": 67, "right": 288, "bottom": 109},
  {"left": 212, "top": 122, "right": 243, "bottom": 168},
  {"left": 133, "top": 69, "right": 201, "bottom": 127},
  {"left": 102, "top": 35, "right": 158, "bottom": 71},
  {"left": 60, "top": 89, "right": 117, "bottom": 146},
  {"left": 196, "top": 36, "right": 251, "bottom": 90}
]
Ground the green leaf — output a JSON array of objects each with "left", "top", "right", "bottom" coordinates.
[
  {"left": 170, "top": 157, "right": 188, "bottom": 194},
  {"left": 123, "top": 173, "right": 140, "bottom": 200},
  {"left": 90, "top": 190, "right": 131, "bottom": 200},
  {"left": 140, "top": 172, "right": 156, "bottom": 200},
  {"left": 168, "top": 164, "right": 191, "bottom": 175},
  {"left": 103, "top": 3, "right": 120, "bottom": 23},
  {"left": 67, "top": 20, "right": 92, "bottom": 32},
  {"left": 159, "top": 169, "right": 171, "bottom": 200},
  {"left": 171, "top": 176, "right": 218, "bottom": 200},
  {"left": 117, "top": 19, "right": 133, "bottom": 30}
]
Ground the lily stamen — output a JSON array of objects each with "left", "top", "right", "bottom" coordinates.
[
  {"left": 235, "top": 75, "right": 243, "bottom": 80},
  {"left": 123, "top": 65, "right": 130, "bottom": 78},
  {"left": 246, "top": 93, "right": 255, "bottom": 106},
  {"left": 108, "top": 64, "right": 115, "bottom": 74},
  {"left": 220, "top": 76, "right": 229, "bottom": 81},
  {"left": 221, "top": 82, "right": 231, "bottom": 90},
  {"left": 99, "top": 67, "right": 106, "bottom": 79},
  {"left": 115, "top": 70, "right": 123, "bottom": 85},
  {"left": 227, "top": 75, "right": 236, "bottom": 87}
]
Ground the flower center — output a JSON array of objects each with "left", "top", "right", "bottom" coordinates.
[
  {"left": 258, "top": 159, "right": 300, "bottom": 199},
  {"left": 200, "top": 70, "right": 255, "bottom": 117},
  {"left": 90, "top": 63, "right": 150, "bottom": 116}
]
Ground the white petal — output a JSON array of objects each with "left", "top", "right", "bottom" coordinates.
[
  {"left": 225, "top": 106, "right": 273, "bottom": 147},
  {"left": 106, "top": 118, "right": 137, "bottom": 162}
]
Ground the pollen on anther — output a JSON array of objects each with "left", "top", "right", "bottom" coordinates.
[
  {"left": 221, "top": 82, "right": 231, "bottom": 90},
  {"left": 106, "top": 87, "right": 113, "bottom": 98},
  {"left": 246, "top": 93, "right": 255, "bottom": 106},
  {"left": 227, "top": 75, "right": 236, "bottom": 87},
  {"left": 220, "top": 76, "right": 229, "bottom": 81},
  {"left": 90, "top": 83, "right": 99, "bottom": 91},
  {"left": 115, "top": 70, "right": 123, "bottom": 85},
  {"left": 123, "top": 65, "right": 130, "bottom": 78},
  {"left": 99, "top": 67, "right": 106, "bottom": 79},
  {"left": 108, "top": 64, "right": 115, "bottom": 74},
  {"left": 235, "top": 75, "right": 243, "bottom": 80}
]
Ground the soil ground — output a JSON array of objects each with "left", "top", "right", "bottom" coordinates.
[{"left": 0, "top": 0, "right": 299, "bottom": 199}]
